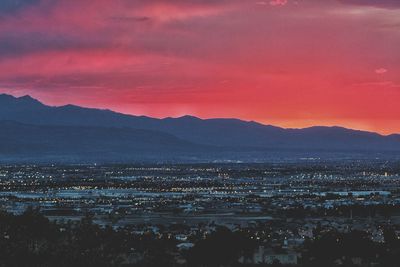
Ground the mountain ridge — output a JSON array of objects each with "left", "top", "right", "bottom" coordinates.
[
  {"left": 1, "top": 93, "right": 397, "bottom": 137},
  {"left": 0, "top": 93, "right": 399, "bottom": 162}
]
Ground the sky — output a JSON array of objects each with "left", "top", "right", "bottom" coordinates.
[{"left": 0, "top": 0, "right": 399, "bottom": 134}]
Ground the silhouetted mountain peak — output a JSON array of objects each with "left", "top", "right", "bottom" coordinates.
[
  {"left": 58, "top": 104, "right": 84, "bottom": 110},
  {"left": 162, "top": 115, "right": 201, "bottom": 121},
  {"left": 19, "top": 94, "right": 36, "bottom": 101},
  {"left": 0, "top": 94, "right": 44, "bottom": 108},
  {"left": 179, "top": 115, "right": 200, "bottom": 120},
  {"left": 0, "top": 93, "right": 13, "bottom": 99},
  {"left": 0, "top": 94, "right": 19, "bottom": 103}
]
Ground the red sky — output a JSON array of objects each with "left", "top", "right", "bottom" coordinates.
[{"left": 0, "top": 0, "right": 399, "bottom": 134}]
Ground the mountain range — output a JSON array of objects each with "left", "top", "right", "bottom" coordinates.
[{"left": 0, "top": 94, "right": 399, "bottom": 163}]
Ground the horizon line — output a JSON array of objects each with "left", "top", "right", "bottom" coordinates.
[{"left": 1, "top": 92, "right": 399, "bottom": 137}]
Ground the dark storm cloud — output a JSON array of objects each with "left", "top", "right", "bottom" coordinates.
[
  {"left": 338, "top": 0, "right": 400, "bottom": 9},
  {"left": 0, "top": 33, "right": 67, "bottom": 57},
  {"left": 0, "top": 0, "right": 40, "bottom": 14},
  {"left": 0, "top": 32, "right": 108, "bottom": 58},
  {"left": 108, "top": 16, "right": 151, "bottom": 23}
]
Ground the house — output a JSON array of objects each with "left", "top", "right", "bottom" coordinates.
[{"left": 239, "top": 246, "right": 299, "bottom": 265}]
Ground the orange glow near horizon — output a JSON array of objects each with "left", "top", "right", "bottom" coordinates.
[{"left": 0, "top": 0, "right": 399, "bottom": 135}]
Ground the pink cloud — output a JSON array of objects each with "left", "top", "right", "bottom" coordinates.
[
  {"left": 375, "top": 68, "right": 388, "bottom": 74},
  {"left": 270, "top": 0, "right": 288, "bottom": 6}
]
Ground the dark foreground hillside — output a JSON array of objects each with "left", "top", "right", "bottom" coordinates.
[{"left": 1, "top": 209, "right": 399, "bottom": 267}]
